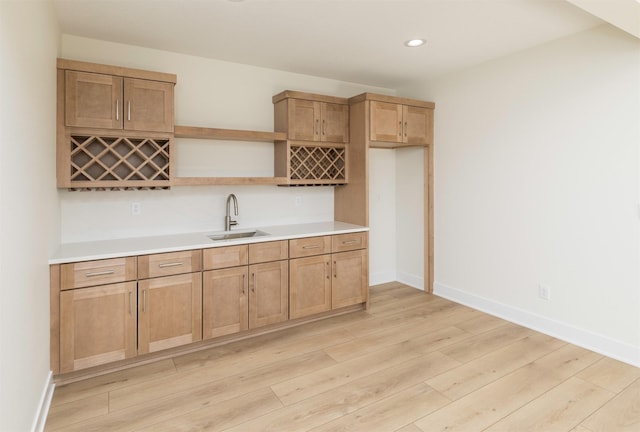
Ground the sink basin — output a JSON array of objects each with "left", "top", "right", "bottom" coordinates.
[{"left": 207, "top": 230, "right": 270, "bottom": 241}]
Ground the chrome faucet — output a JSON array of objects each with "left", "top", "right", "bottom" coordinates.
[{"left": 225, "top": 193, "right": 239, "bottom": 231}]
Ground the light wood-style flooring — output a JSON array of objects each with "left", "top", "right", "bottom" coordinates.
[{"left": 45, "top": 282, "right": 640, "bottom": 431}]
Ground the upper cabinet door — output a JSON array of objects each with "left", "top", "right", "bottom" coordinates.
[
  {"left": 288, "top": 98, "right": 321, "bottom": 141},
  {"left": 65, "top": 70, "right": 123, "bottom": 129},
  {"left": 123, "top": 78, "right": 174, "bottom": 133},
  {"left": 321, "top": 103, "right": 349, "bottom": 143},
  {"left": 403, "top": 105, "right": 431, "bottom": 146},
  {"left": 369, "top": 101, "right": 403, "bottom": 143}
]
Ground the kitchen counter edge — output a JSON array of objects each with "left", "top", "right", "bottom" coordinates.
[{"left": 50, "top": 221, "right": 369, "bottom": 264}]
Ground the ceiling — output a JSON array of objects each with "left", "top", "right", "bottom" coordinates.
[{"left": 53, "top": 0, "right": 616, "bottom": 89}]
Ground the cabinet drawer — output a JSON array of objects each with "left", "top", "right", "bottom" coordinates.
[
  {"left": 332, "top": 232, "right": 368, "bottom": 253},
  {"left": 289, "top": 236, "right": 331, "bottom": 258},
  {"left": 61, "top": 257, "right": 137, "bottom": 290},
  {"left": 203, "top": 245, "right": 248, "bottom": 270},
  {"left": 249, "top": 241, "right": 288, "bottom": 264},
  {"left": 138, "top": 250, "right": 202, "bottom": 279}
]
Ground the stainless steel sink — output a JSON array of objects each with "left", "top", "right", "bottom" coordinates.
[{"left": 207, "top": 230, "right": 270, "bottom": 241}]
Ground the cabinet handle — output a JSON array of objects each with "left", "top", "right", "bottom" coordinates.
[
  {"left": 326, "top": 261, "right": 330, "bottom": 279},
  {"left": 242, "top": 273, "right": 246, "bottom": 295},
  {"left": 128, "top": 291, "right": 132, "bottom": 315},
  {"left": 399, "top": 121, "right": 402, "bottom": 136},
  {"left": 322, "top": 119, "right": 326, "bottom": 136},
  {"left": 85, "top": 270, "right": 115, "bottom": 277},
  {"left": 127, "top": 101, "right": 131, "bottom": 121},
  {"left": 333, "top": 261, "right": 337, "bottom": 278},
  {"left": 116, "top": 100, "right": 119, "bottom": 121},
  {"left": 158, "top": 262, "right": 183, "bottom": 268},
  {"left": 404, "top": 121, "right": 408, "bottom": 137},
  {"left": 252, "top": 272, "right": 256, "bottom": 293},
  {"left": 302, "top": 244, "right": 321, "bottom": 250},
  {"left": 142, "top": 289, "right": 147, "bottom": 312},
  {"left": 316, "top": 119, "right": 320, "bottom": 136},
  {"left": 342, "top": 240, "right": 358, "bottom": 245}
]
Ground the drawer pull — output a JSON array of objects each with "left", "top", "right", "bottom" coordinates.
[
  {"left": 342, "top": 240, "right": 358, "bottom": 245},
  {"left": 158, "top": 262, "right": 184, "bottom": 268},
  {"left": 302, "top": 245, "right": 321, "bottom": 250},
  {"left": 85, "top": 270, "right": 115, "bottom": 277}
]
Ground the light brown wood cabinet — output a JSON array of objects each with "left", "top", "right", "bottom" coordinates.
[
  {"left": 273, "top": 92, "right": 349, "bottom": 143},
  {"left": 289, "top": 233, "right": 368, "bottom": 319},
  {"left": 64, "top": 70, "right": 174, "bottom": 133},
  {"left": 60, "top": 281, "right": 137, "bottom": 373},
  {"left": 370, "top": 100, "right": 432, "bottom": 146},
  {"left": 57, "top": 59, "right": 176, "bottom": 190},
  {"left": 137, "top": 273, "right": 202, "bottom": 355},
  {"left": 52, "top": 233, "right": 366, "bottom": 376},
  {"left": 203, "top": 241, "right": 288, "bottom": 339}
]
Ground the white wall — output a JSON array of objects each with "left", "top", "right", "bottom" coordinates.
[
  {"left": 399, "top": 25, "right": 640, "bottom": 365},
  {"left": 0, "top": 1, "right": 60, "bottom": 430},
  {"left": 59, "top": 35, "right": 394, "bottom": 242}
]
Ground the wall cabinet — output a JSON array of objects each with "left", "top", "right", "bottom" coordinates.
[
  {"left": 369, "top": 100, "right": 432, "bottom": 146},
  {"left": 57, "top": 59, "right": 176, "bottom": 190},
  {"left": 64, "top": 71, "right": 174, "bottom": 133},
  {"left": 273, "top": 91, "right": 349, "bottom": 143}
]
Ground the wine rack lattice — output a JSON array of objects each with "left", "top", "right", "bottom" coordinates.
[
  {"left": 69, "top": 135, "right": 170, "bottom": 190},
  {"left": 289, "top": 145, "right": 346, "bottom": 184}
]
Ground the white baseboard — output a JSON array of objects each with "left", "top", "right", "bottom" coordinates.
[
  {"left": 31, "top": 371, "right": 54, "bottom": 432},
  {"left": 397, "top": 271, "right": 424, "bottom": 291},
  {"left": 370, "top": 271, "right": 397, "bottom": 287},
  {"left": 434, "top": 282, "right": 640, "bottom": 368}
]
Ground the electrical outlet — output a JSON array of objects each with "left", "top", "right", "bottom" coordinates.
[
  {"left": 131, "top": 202, "right": 141, "bottom": 215},
  {"left": 538, "top": 284, "right": 551, "bottom": 301}
]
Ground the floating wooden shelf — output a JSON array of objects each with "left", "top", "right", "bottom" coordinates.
[
  {"left": 175, "top": 125, "right": 287, "bottom": 142},
  {"left": 172, "top": 177, "right": 288, "bottom": 186}
]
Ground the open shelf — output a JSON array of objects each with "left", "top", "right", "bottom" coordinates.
[
  {"left": 175, "top": 125, "right": 287, "bottom": 142},
  {"left": 172, "top": 177, "right": 288, "bottom": 186}
]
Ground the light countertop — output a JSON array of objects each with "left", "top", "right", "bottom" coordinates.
[{"left": 50, "top": 221, "right": 368, "bottom": 264}]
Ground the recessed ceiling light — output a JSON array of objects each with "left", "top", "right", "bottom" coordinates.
[{"left": 404, "top": 39, "right": 426, "bottom": 48}]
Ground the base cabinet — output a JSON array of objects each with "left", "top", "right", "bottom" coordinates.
[
  {"left": 332, "top": 249, "right": 368, "bottom": 309},
  {"left": 289, "top": 255, "right": 332, "bottom": 319},
  {"left": 60, "top": 282, "right": 137, "bottom": 373},
  {"left": 203, "top": 266, "right": 248, "bottom": 339},
  {"left": 138, "top": 273, "right": 202, "bottom": 354},
  {"left": 53, "top": 233, "right": 367, "bottom": 376},
  {"left": 249, "top": 261, "right": 289, "bottom": 328}
]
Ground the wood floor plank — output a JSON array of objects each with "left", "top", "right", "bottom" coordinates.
[
  {"left": 272, "top": 338, "right": 430, "bottom": 406},
  {"left": 50, "top": 359, "right": 176, "bottom": 406},
  {"left": 45, "top": 393, "right": 108, "bottom": 431},
  {"left": 426, "top": 332, "right": 566, "bottom": 400},
  {"left": 454, "top": 312, "right": 510, "bottom": 335},
  {"left": 308, "top": 382, "right": 449, "bottom": 432},
  {"left": 325, "top": 316, "right": 437, "bottom": 362},
  {"left": 577, "top": 357, "right": 640, "bottom": 393},
  {"left": 225, "top": 351, "right": 460, "bottom": 431},
  {"left": 413, "top": 344, "right": 602, "bottom": 432},
  {"left": 109, "top": 327, "right": 352, "bottom": 412},
  {"left": 483, "top": 377, "right": 615, "bottom": 432},
  {"left": 45, "top": 283, "right": 636, "bottom": 432},
  {"left": 580, "top": 378, "right": 640, "bottom": 432},
  {"left": 171, "top": 313, "right": 366, "bottom": 372},
  {"left": 439, "top": 321, "right": 533, "bottom": 363},
  {"left": 52, "top": 351, "right": 334, "bottom": 432},
  {"left": 135, "top": 387, "right": 282, "bottom": 432}
]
